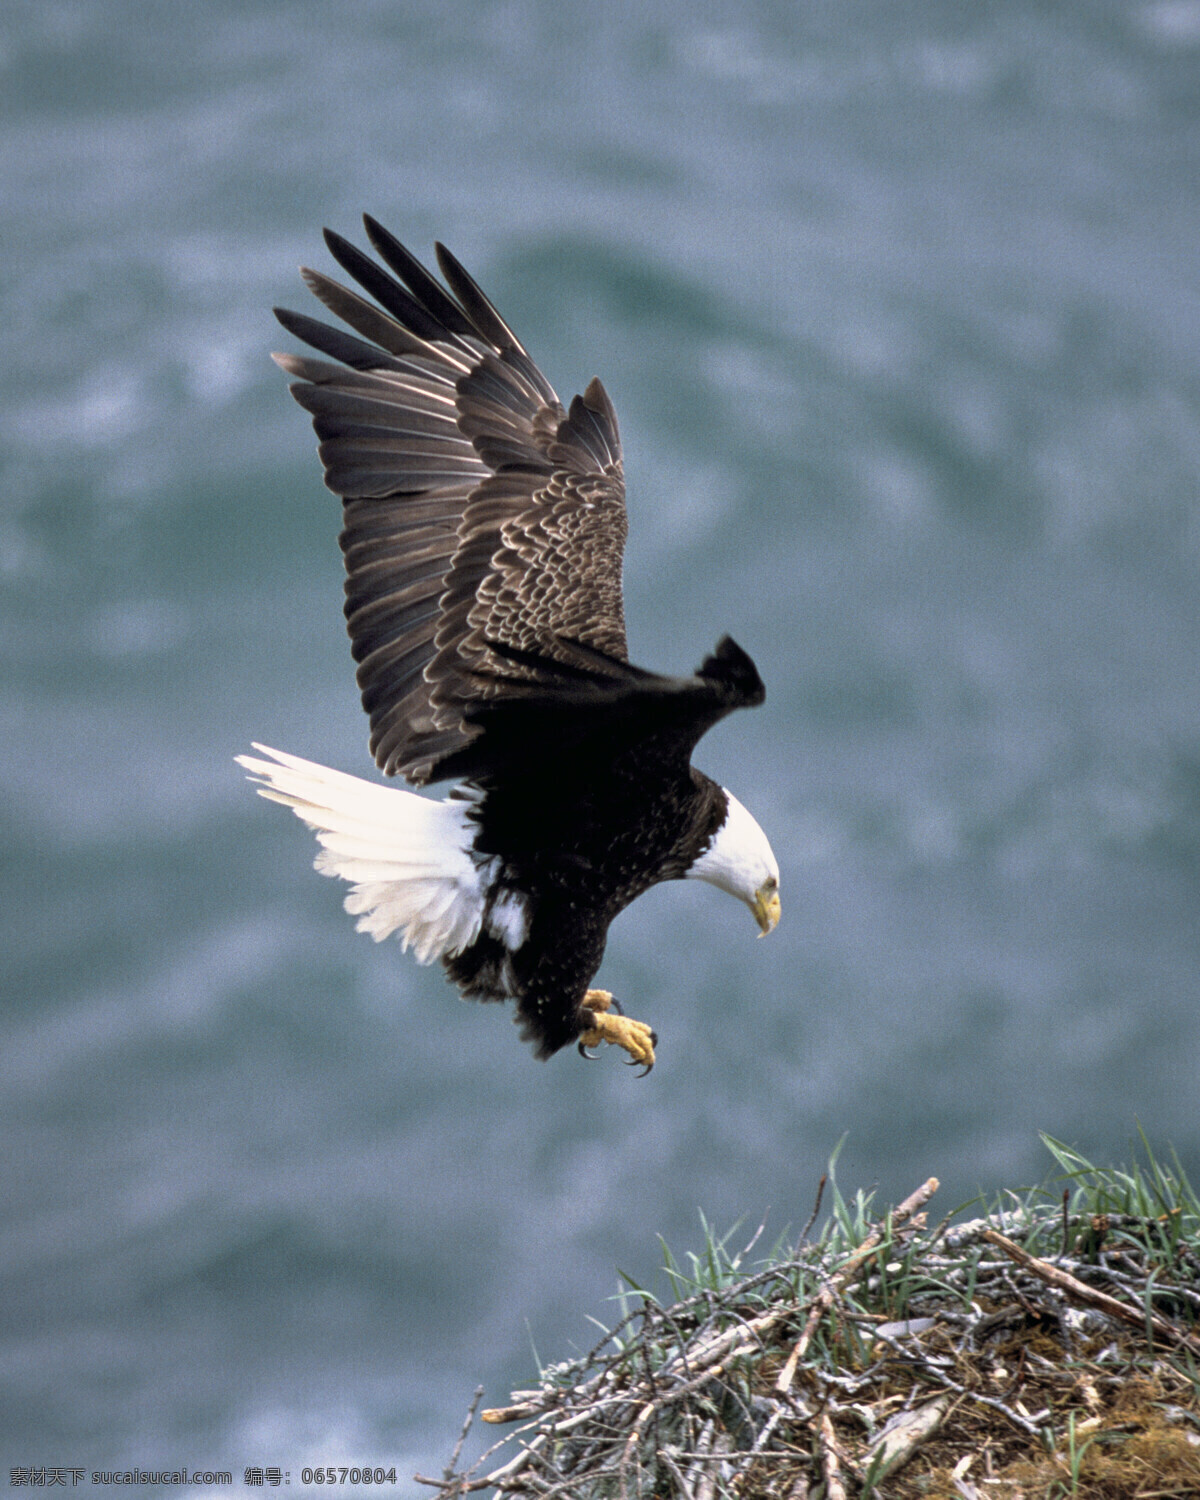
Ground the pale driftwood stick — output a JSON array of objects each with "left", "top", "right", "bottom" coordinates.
[
  {"left": 862, "top": 1393, "right": 953, "bottom": 1478},
  {"left": 817, "top": 1413, "right": 848, "bottom": 1500},
  {"left": 693, "top": 1430, "right": 731, "bottom": 1500},
  {"left": 618, "top": 1398, "right": 655, "bottom": 1499},
  {"left": 982, "top": 1228, "right": 1200, "bottom": 1353},
  {"left": 676, "top": 1304, "right": 788, "bottom": 1370},
  {"left": 775, "top": 1177, "right": 940, "bottom": 1393},
  {"left": 482, "top": 1398, "right": 553, "bottom": 1424},
  {"left": 667, "top": 1448, "right": 819, "bottom": 1461},
  {"left": 683, "top": 1417, "right": 716, "bottom": 1498}
]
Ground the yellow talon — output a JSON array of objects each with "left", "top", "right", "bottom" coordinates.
[{"left": 578, "top": 989, "right": 657, "bottom": 1072}]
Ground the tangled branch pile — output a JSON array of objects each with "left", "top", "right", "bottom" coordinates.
[{"left": 417, "top": 1137, "right": 1200, "bottom": 1498}]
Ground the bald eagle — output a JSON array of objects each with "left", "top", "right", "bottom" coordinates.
[{"left": 239, "top": 218, "right": 780, "bottom": 1070}]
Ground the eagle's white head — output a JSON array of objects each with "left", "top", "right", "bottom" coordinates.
[{"left": 686, "top": 789, "right": 781, "bottom": 936}]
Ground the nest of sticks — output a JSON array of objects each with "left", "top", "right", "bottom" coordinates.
[{"left": 418, "top": 1148, "right": 1200, "bottom": 1498}]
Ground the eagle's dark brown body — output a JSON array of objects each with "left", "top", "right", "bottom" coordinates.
[{"left": 450, "top": 758, "right": 732, "bottom": 1056}]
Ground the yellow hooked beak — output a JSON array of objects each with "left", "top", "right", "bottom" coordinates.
[{"left": 753, "top": 880, "right": 781, "bottom": 937}]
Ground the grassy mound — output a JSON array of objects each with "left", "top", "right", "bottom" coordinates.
[{"left": 418, "top": 1134, "right": 1200, "bottom": 1498}]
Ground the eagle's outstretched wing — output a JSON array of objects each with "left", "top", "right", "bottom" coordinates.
[{"left": 274, "top": 217, "right": 629, "bottom": 785}]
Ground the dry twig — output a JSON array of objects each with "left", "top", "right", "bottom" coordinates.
[{"left": 983, "top": 1228, "right": 1200, "bottom": 1354}]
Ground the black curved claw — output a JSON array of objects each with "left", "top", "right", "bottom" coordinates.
[
  {"left": 626, "top": 1029, "right": 658, "bottom": 1077},
  {"left": 608, "top": 995, "right": 624, "bottom": 1016},
  {"left": 577, "top": 1040, "right": 598, "bottom": 1061}
]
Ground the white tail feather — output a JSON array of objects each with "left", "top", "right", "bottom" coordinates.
[{"left": 237, "top": 744, "right": 486, "bottom": 962}]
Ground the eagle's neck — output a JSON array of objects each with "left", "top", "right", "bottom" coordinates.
[{"left": 685, "top": 787, "right": 779, "bottom": 907}]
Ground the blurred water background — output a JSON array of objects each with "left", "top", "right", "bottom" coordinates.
[{"left": 3, "top": 0, "right": 1199, "bottom": 1485}]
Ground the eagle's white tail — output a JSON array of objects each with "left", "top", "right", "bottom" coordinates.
[{"left": 236, "top": 744, "right": 485, "bottom": 963}]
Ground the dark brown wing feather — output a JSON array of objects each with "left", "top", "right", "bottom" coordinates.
[
  {"left": 275, "top": 218, "right": 629, "bottom": 784},
  {"left": 434, "top": 634, "right": 766, "bottom": 785}
]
